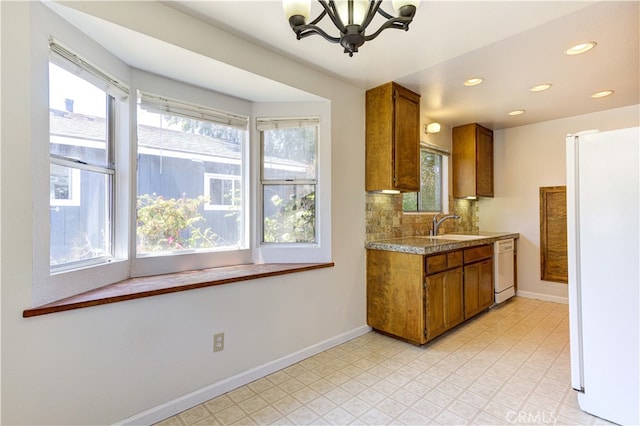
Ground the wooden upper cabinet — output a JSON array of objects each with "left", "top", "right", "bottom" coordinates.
[
  {"left": 366, "top": 82, "right": 421, "bottom": 192},
  {"left": 452, "top": 123, "right": 494, "bottom": 198}
]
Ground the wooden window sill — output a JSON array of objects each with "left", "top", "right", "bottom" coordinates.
[{"left": 23, "top": 262, "right": 334, "bottom": 318}]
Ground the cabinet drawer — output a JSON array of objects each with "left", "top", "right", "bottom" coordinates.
[
  {"left": 426, "top": 250, "right": 462, "bottom": 275},
  {"left": 464, "top": 245, "right": 493, "bottom": 264}
]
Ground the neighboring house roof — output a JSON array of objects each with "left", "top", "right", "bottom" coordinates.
[
  {"left": 49, "top": 109, "right": 241, "bottom": 159},
  {"left": 48, "top": 110, "right": 309, "bottom": 172}
]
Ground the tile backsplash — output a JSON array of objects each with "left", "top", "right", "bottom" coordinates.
[{"left": 365, "top": 193, "right": 478, "bottom": 241}]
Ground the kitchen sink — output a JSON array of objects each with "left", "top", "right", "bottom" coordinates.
[{"left": 429, "top": 234, "right": 486, "bottom": 240}]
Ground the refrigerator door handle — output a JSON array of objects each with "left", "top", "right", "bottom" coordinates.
[{"left": 567, "top": 135, "right": 585, "bottom": 393}]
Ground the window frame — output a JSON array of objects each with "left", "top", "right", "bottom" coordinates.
[
  {"left": 50, "top": 163, "right": 81, "bottom": 207},
  {"left": 131, "top": 88, "right": 252, "bottom": 277},
  {"left": 203, "top": 173, "right": 242, "bottom": 211},
  {"left": 258, "top": 117, "right": 319, "bottom": 245},
  {"left": 251, "top": 103, "right": 332, "bottom": 264},
  {"left": 403, "top": 142, "right": 451, "bottom": 214},
  {"left": 48, "top": 44, "right": 120, "bottom": 273},
  {"left": 33, "top": 38, "right": 132, "bottom": 306}
]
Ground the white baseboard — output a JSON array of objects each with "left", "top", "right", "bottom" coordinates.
[
  {"left": 516, "top": 290, "right": 568, "bottom": 304},
  {"left": 116, "top": 325, "right": 372, "bottom": 426}
]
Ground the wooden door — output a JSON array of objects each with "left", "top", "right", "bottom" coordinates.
[{"left": 540, "top": 186, "right": 568, "bottom": 283}]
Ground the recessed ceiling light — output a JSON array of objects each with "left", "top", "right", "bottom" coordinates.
[
  {"left": 530, "top": 83, "right": 552, "bottom": 92},
  {"left": 591, "top": 90, "right": 614, "bottom": 98},
  {"left": 565, "top": 42, "right": 597, "bottom": 55},
  {"left": 508, "top": 110, "right": 526, "bottom": 116},
  {"left": 463, "top": 78, "right": 483, "bottom": 87}
]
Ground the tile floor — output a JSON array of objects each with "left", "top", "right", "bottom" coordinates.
[{"left": 156, "top": 297, "right": 611, "bottom": 425}]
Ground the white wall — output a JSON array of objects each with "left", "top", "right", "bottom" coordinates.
[
  {"left": 479, "top": 105, "right": 640, "bottom": 303},
  {"left": 1, "top": 2, "right": 366, "bottom": 425}
]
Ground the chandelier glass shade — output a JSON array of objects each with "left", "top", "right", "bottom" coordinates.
[{"left": 283, "top": 0, "right": 420, "bottom": 57}]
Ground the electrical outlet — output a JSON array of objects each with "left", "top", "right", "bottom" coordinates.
[{"left": 213, "top": 332, "right": 224, "bottom": 352}]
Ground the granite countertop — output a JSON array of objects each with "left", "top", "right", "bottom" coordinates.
[{"left": 364, "top": 231, "right": 520, "bottom": 255}]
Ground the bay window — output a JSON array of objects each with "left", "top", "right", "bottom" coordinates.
[{"left": 37, "top": 36, "right": 330, "bottom": 307}]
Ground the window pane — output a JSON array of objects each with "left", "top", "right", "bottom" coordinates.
[
  {"left": 419, "top": 151, "right": 442, "bottom": 212},
  {"left": 49, "top": 63, "right": 109, "bottom": 167},
  {"left": 204, "top": 173, "right": 240, "bottom": 210},
  {"left": 262, "top": 126, "right": 317, "bottom": 180},
  {"left": 263, "top": 184, "right": 316, "bottom": 243},
  {"left": 50, "top": 166, "right": 111, "bottom": 266},
  {"left": 402, "top": 150, "right": 443, "bottom": 212},
  {"left": 403, "top": 192, "right": 418, "bottom": 211},
  {"left": 50, "top": 164, "right": 81, "bottom": 206},
  {"left": 49, "top": 61, "right": 114, "bottom": 270},
  {"left": 137, "top": 106, "right": 245, "bottom": 255}
]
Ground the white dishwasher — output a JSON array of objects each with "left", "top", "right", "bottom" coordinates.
[{"left": 494, "top": 239, "right": 515, "bottom": 303}]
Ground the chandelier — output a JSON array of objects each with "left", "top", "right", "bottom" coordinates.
[{"left": 283, "top": 1, "right": 420, "bottom": 57}]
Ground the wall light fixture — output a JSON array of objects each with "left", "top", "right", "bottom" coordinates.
[{"left": 424, "top": 122, "right": 441, "bottom": 134}]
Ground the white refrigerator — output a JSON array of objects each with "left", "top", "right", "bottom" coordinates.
[{"left": 566, "top": 127, "right": 640, "bottom": 425}]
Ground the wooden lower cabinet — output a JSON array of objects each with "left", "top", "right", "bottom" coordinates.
[
  {"left": 367, "top": 250, "right": 426, "bottom": 344},
  {"left": 367, "top": 245, "right": 492, "bottom": 345}
]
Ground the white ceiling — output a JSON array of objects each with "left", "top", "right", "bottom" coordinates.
[{"left": 51, "top": 1, "right": 639, "bottom": 130}]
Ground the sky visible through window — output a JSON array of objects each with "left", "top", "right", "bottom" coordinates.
[
  {"left": 49, "top": 63, "right": 105, "bottom": 117},
  {"left": 49, "top": 62, "right": 161, "bottom": 127}
]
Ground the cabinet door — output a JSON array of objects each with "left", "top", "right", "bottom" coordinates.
[
  {"left": 476, "top": 125, "right": 494, "bottom": 197},
  {"left": 452, "top": 123, "right": 493, "bottom": 198},
  {"left": 464, "top": 260, "right": 494, "bottom": 319},
  {"left": 445, "top": 268, "right": 464, "bottom": 328},
  {"left": 365, "top": 83, "right": 420, "bottom": 192},
  {"left": 425, "top": 272, "right": 447, "bottom": 340},
  {"left": 393, "top": 86, "right": 420, "bottom": 191},
  {"left": 426, "top": 267, "right": 464, "bottom": 341},
  {"left": 464, "top": 263, "right": 481, "bottom": 319},
  {"left": 452, "top": 124, "right": 477, "bottom": 198},
  {"left": 478, "top": 259, "right": 494, "bottom": 309}
]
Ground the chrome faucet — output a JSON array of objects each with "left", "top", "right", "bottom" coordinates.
[{"left": 430, "top": 213, "right": 460, "bottom": 236}]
